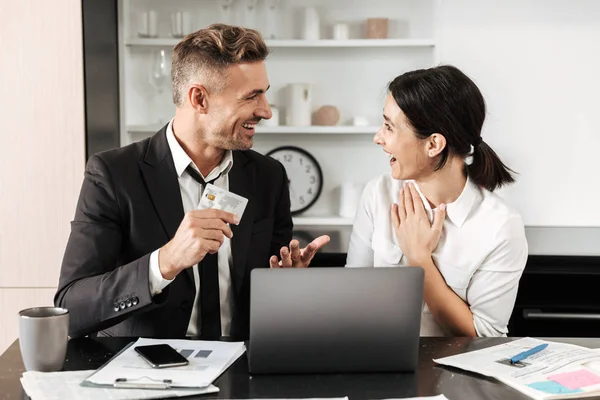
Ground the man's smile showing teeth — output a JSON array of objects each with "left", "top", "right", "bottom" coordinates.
[{"left": 241, "top": 122, "right": 256, "bottom": 129}]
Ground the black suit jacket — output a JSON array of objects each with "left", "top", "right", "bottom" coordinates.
[{"left": 55, "top": 127, "right": 293, "bottom": 340}]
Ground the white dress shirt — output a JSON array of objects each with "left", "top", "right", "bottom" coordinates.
[
  {"left": 148, "top": 119, "right": 235, "bottom": 337},
  {"left": 346, "top": 173, "right": 528, "bottom": 337}
]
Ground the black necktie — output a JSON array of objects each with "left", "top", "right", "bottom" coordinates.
[{"left": 185, "top": 165, "right": 222, "bottom": 340}]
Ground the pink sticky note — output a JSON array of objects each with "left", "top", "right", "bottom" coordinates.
[{"left": 548, "top": 369, "right": 600, "bottom": 390}]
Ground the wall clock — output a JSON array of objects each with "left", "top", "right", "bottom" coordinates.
[{"left": 266, "top": 146, "right": 323, "bottom": 215}]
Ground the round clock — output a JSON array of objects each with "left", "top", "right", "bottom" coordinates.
[{"left": 266, "top": 146, "right": 323, "bottom": 215}]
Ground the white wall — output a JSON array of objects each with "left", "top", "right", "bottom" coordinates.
[
  {"left": 439, "top": 0, "right": 600, "bottom": 226},
  {"left": 0, "top": 0, "right": 85, "bottom": 353}
]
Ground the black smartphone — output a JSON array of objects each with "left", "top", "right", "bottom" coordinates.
[{"left": 134, "top": 344, "right": 189, "bottom": 368}]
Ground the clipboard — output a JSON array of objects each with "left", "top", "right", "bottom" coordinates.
[{"left": 79, "top": 341, "right": 219, "bottom": 393}]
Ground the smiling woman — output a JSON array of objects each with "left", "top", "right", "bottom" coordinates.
[{"left": 346, "top": 65, "right": 528, "bottom": 338}]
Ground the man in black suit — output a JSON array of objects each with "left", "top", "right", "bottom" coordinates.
[{"left": 55, "top": 24, "right": 329, "bottom": 341}]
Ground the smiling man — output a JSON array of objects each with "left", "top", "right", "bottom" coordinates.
[{"left": 55, "top": 24, "right": 329, "bottom": 341}]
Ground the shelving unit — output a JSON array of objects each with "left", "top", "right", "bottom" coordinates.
[
  {"left": 118, "top": 0, "right": 440, "bottom": 226},
  {"left": 126, "top": 37, "right": 436, "bottom": 48},
  {"left": 293, "top": 216, "right": 354, "bottom": 227}
]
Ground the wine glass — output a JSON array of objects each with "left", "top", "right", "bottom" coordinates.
[{"left": 148, "top": 49, "right": 169, "bottom": 125}]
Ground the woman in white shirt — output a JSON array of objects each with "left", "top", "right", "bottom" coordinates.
[{"left": 346, "top": 65, "right": 528, "bottom": 337}]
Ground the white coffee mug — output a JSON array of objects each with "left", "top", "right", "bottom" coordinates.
[
  {"left": 352, "top": 116, "right": 370, "bottom": 126},
  {"left": 339, "top": 182, "right": 365, "bottom": 218},
  {"left": 333, "top": 23, "right": 349, "bottom": 40}
]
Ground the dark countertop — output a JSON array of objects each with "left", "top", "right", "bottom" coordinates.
[{"left": 4, "top": 337, "right": 600, "bottom": 400}]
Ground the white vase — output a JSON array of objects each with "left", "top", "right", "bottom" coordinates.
[
  {"left": 302, "top": 7, "right": 320, "bottom": 40},
  {"left": 285, "top": 83, "right": 312, "bottom": 126}
]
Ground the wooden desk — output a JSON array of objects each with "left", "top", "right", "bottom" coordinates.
[{"left": 2, "top": 337, "right": 599, "bottom": 400}]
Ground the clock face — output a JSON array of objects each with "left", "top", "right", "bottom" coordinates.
[{"left": 266, "top": 146, "right": 323, "bottom": 215}]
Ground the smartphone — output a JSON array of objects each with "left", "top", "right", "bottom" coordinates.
[{"left": 134, "top": 344, "right": 189, "bottom": 368}]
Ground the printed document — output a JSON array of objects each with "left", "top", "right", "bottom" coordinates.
[
  {"left": 434, "top": 337, "right": 600, "bottom": 399},
  {"left": 83, "top": 337, "right": 245, "bottom": 389},
  {"left": 21, "top": 370, "right": 218, "bottom": 400}
]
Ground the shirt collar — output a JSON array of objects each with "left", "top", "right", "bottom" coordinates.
[
  {"left": 411, "top": 175, "right": 481, "bottom": 228},
  {"left": 444, "top": 176, "right": 481, "bottom": 228},
  {"left": 165, "top": 118, "right": 234, "bottom": 179}
]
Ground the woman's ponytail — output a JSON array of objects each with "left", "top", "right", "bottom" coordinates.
[{"left": 466, "top": 140, "right": 515, "bottom": 192}]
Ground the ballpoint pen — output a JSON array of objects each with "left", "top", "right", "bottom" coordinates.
[{"left": 509, "top": 343, "right": 548, "bottom": 364}]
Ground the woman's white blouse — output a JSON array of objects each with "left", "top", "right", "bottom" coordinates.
[{"left": 346, "top": 173, "right": 528, "bottom": 337}]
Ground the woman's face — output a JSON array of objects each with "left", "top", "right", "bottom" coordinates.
[{"left": 373, "top": 93, "right": 432, "bottom": 181}]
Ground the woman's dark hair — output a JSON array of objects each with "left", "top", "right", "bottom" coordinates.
[{"left": 387, "top": 65, "right": 515, "bottom": 192}]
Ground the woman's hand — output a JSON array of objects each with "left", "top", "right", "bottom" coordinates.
[{"left": 390, "top": 182, "right": 446, "bottom": 265}]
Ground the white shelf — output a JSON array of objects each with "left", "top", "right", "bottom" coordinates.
[
  {"left": 127, "top": 125, "right": 379, "bottom": 135},
  {"left": 257, "top": 126, "right": 378, "bottom": 134},
  {"left": 293, "top": 216, "right": 354, "bottom": 226},
  {"left": 268, "top": 39, "right": 436, "bottom": 48},
  {"left": 125, "top": 38, "right": 435, "bottom": 48}
]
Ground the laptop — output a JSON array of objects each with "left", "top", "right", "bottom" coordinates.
[{"left": 248, "top": 267, "right": 424, "bottom": 374}]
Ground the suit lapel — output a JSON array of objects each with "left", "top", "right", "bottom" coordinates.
[
  {"left": 139, "top": 127, "right": 191, "bottom": 283},
  {"left": 229, "top": 151, "right": 254, "bottom": 295},
  {"left": 139, "top": 133, "right": 255, "bottom": 292}
]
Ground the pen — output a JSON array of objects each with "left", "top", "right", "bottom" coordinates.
[
  {"left": 509, "top": 343, "right": 548, "bottom": 364},
  {"left": 113, "top": 378, "right": 172, "bottom": 389}
]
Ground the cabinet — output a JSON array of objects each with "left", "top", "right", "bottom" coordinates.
[
  {"left": 118, "top": 0, "right": 439, "bottom": 226},
  {"left": 508, "top": 255, "right": 600, "bottom": 337}
]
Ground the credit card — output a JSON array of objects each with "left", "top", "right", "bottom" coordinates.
[{"left": 198, "top": 183, "right": 248, "bottom": 222}]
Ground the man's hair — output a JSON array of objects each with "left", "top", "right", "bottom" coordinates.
[{"left": 171, "top": 24, "right": 269, "bottom": 107}]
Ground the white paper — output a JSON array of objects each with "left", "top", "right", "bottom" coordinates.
[
  {"left": 85, "top": 338, "right": 245, "bottom": 388},
  {"left": 434, "top": 337, "right": 600, "bottom": 400},
  {"left": 20, "top": 370, "right": 218, "bottom": 400}
]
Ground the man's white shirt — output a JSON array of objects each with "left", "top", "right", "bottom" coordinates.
[{"left": 147, "top": 119, "right": 235, "bottom": 337}]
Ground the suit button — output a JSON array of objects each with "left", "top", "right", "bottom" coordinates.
[
  {"left": 180, "top": 301, "right": 190, "bottom": 311},
  {"left": 113, "top": 306, "right": 120, "bottom": 312},
  {"left": 126, "top": 299, "right": 132, "bottom": 307},
  {"left": 119, "top": 301, "right": 126, "bottom": 310},
  {"left": 132, "top": 297, "right": 139, "bottom": 306}
]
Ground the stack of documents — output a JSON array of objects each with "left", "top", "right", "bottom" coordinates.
[
  {"left": 21, "top": 370, "right": 218, "bottom": 400},
  {"left": 83, "top": 338, "right": 246, "bottom": 389},
  {"left": 434, "top": 337, "right": 600, "bottom": 399}
]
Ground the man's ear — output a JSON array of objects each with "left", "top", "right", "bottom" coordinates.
[
  {"left": 188, "top": 85, "right": 209, "bottom": 114},
  {"left": 426, "top": 133, "right": 447, "bottom": 158}
]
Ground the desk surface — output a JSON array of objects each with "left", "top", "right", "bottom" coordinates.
[{"left": 2, "top": 337, "right": 600, "bottom": 400}]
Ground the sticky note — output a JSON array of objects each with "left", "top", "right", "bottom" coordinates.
[
  {"left": 527, "top": 380, "right": 583, "bottom": 394},
  {"left": 548, "top": 369, "right": 600, "bottom": 390}
]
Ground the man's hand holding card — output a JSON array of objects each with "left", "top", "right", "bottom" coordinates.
[{"left": 198, "top": 184, "right": 330, "bottom": 269}]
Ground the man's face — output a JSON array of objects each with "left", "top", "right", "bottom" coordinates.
[{"left": 203, "top": 61, "right": 272, "bottom": 150}]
